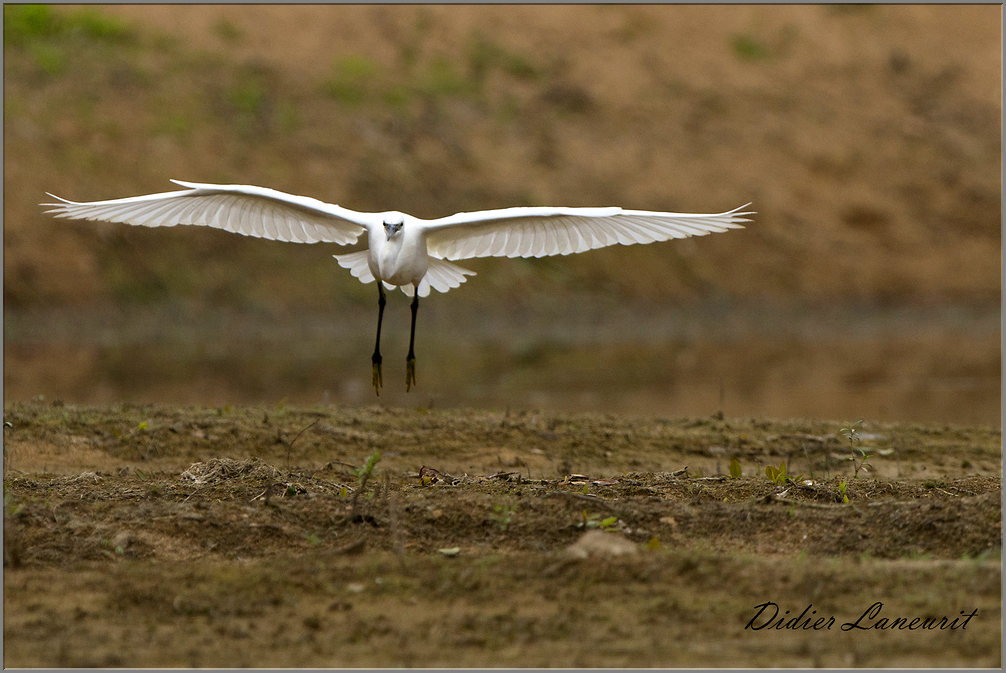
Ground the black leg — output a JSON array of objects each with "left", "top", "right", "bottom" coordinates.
[
  {"left": 406, "top": 291, "right": 419, "bottom": 391},
  {"left": 372, "top": 284, "right": 386, "bottom": 395}
]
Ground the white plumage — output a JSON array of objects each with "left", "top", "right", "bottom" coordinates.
[{"left": 42, "top": 180, "right": 752, "bottom": 393}]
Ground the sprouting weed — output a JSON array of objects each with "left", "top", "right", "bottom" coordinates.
[
  {"left": 580, "top": 510, "right": 618, "bottom": 530},
  {"left": 490, "top": 503, "right": 516, "bottom": 531},
  {"left": 765, "top": 461, "right": 804, "bottom": 487},
  {"left": 840, "top": 420, "right": 872, "bottom": 478}
]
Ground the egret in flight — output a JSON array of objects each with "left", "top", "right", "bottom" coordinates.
[{"left": 43, "top": 181, "right": 752, "bottom": 395}]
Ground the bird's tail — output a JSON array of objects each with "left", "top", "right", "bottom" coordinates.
[
  {"left": 333, "top": 251, "right": 375, "bottom": 284},
  {"left": 333, "top": 253, "right": 476, "bottom": 297},
  {"left": 413, "top": 257, "right": 476, "bottom": 297}
]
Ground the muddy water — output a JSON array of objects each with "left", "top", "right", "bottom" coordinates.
[{"left": 4, "top": 300, "right": 1000, "bottom": 427}]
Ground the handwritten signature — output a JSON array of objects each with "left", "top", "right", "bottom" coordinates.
[{"left": 745, "top": 601, "right": 978, "bottom": 632}]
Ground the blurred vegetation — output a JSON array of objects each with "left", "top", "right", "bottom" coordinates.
[
  {"left": 5, "top": 6, "right": 603, "bottom": 312},
  {"left": 3, "top": 5, "right": 1001, "bottom": 316},
  {"left": 4, "top": 4, "right": 131, "bottom": 46}
]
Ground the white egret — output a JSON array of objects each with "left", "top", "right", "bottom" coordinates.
[{"left": 42, "top": 180, "right": 752, "bottom": 395}]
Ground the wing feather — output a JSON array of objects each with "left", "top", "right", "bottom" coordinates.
[
  {"left": 42, "top": 181, "right": 372, "bottom": 245},
  {"left": 244, "top": 200, "right": 264, "bottom": 238},
  {"left": 289, "top": 215, "right": 309, "bottom": 243},
  {"left": 422, "top": 204, "right": 751, "bottom": 261},
  {"left": 528, "top": 221, "right": 543, "bottom": 258},
  {"left": 333, "top": 251, "right": 375, "bottom": 284},
  {"left": 122, "top": 200, "right": 166, "bottom": 225},
  {"left": 544, "top": 220, "right": 559, "bottom": 256},
  {"left": 269, "top": 207, "right": 292, "bottom": 241},
  {"left": 552, "top": 218, "right": 571, "bottom": 255},
  {"left": 173, "top": 197, "right": 206, "bottom": 227},
  {"left": 424, "top": 257, "right": 476, "bottom": 294}
]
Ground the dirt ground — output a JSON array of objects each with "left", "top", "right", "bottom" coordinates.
[
  {"left": 3, "top": 402, "right": 1001, "bottom": 667},
  {"left": 3, "top": 5, "right": 1001, "bottom": 425}
]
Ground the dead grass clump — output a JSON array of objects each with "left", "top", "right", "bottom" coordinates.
[{"left": 179, "top": 458, "right": 279, "bottom": 485}]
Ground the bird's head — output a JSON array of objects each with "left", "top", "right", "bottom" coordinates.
[{"left": 383, "top": 213, "right": 405, "bottom": 240}]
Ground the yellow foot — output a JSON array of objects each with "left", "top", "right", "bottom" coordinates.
[
  {"left": 406, "top": 357, "right": 416, "bottom": 392},
  {"left": 372, "top": 362, "right": 383, "bottom": 396}
]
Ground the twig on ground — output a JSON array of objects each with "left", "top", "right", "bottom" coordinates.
[
  {"left": 183, "top": 486, "right": 205, "bottom": 503},
  {"left": 771, "top": 495, "right": 844, "bottom": 509},
  {"left": 282, "top": 419, "right": 319, "bottom": 468},
  {"left": 802, "top": 441, "right": 814, "bottom": 480},
  {"left": 543, "top": 491, "right": 617, "bottom": 510},
  {"left": 333, "top": 537, "right": 366, "bottom": 555},
  {"left": 324, "top": 461, "right": 360, "bottom": 471}
]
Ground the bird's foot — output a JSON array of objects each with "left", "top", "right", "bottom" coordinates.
[
  {"left": 372, "top": 358, "right": 383, "bottom": 396},
  {"left": 406, "top": 356, "right": 416, "bottom": 392}
]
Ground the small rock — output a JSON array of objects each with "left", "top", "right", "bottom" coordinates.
[
  {"left": 566, "top": 530, "right": 637, "bottom": 559},
  {"left": 111, "top": 531, "right": 131, "bottom": 550}
]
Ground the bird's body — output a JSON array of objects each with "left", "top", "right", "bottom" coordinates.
[
  {"left": 367, "top": 212, "right": 429, "bottom": 290},
  {"left": 43, "top": 180, "right": 752, "bottom": 394}
]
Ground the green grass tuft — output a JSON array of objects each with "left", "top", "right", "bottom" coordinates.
[
  {"left": 323, "top": 55, "right": 378, "bottom": 105},
  {"left": 4, "top": 5, "right": 130, "bottom": 45},
  {"left": 732, "top": 34, "right": 771, "bottom": 61}
]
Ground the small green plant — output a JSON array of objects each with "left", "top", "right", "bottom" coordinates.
[
  {"left": 728, "top": 458, "right": 742, "bottom": 479},
  {"left": 489, "top": 503, "right": 516, "bottom": 531},
  {"left": 765, "top": 461, "right": 787, "bottom": 485},
  {"left": 581, "top": 511, "right": 619, "bottom": 530},
  {"left": 349, "top": 449, "right": 381, "bottom": 516},
  {"left": 840, "top": 420, "right": 872, "bottom": 478},
  {"left": 354, "top": 450, "right": 381, "bottom": 487},
  {"left": 766, "top": 461, "right": 805, "bottom": 487},
  {"left": 838, "top": 480, "right": 849, "bottom": 504}
]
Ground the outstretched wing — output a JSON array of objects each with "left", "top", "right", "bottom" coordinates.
[
  {"left": 42, "top": 180, "right": 375, "bottom": 245},
  {"left": 421, "top": 203, "right": 752, "bottom": 261}
]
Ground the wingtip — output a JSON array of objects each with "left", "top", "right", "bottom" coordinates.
[
  {"left": 169, "top": 179, "right": 193, "bottom": 188},
  {"left": 728, "top": 202, "right": 755, "bottom": 223},
  {"left": 40, "top": 192, "right": 73, "bottom": 207}
]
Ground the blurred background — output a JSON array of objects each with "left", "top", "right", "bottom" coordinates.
[{"left": 4, "top": 5, "right": 1001, "bottom": 426}]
